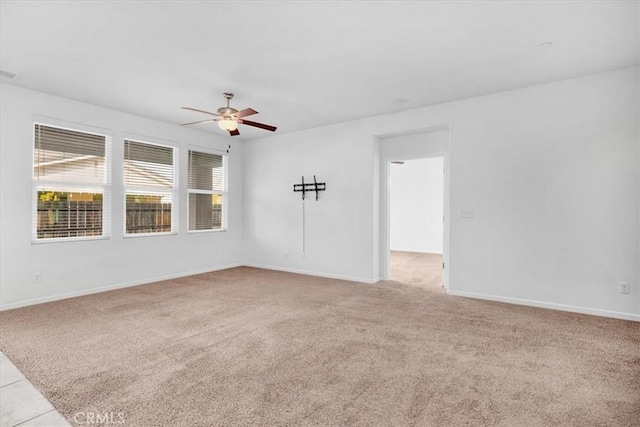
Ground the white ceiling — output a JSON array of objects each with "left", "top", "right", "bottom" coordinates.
[{"left": 1, "top": 1, "right": 638, "bottom": 139}]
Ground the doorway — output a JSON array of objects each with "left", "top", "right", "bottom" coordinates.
[
  {"left": 376, "top": 125, "right": 450, "bottom": 289},
  {"left": 389, "top": 157, "right": 444, "bottom": 292}
]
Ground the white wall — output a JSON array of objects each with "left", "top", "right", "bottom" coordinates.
[
  {"left": 390, "top": 158, "right": 444, "bottom": 253},
  {"left": 242, "top": 124, "right": 376, "bottom": 282},
  {"left": 2, "top": 67, "right": 637, "bottom": 320},
  {"left": 243, "top": 67, "right": 639, "bottom": 319},
  {"left": 0, "top": 84, "right": 244, "bottom": 309}
]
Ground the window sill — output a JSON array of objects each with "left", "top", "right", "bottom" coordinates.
[
  {"left": 123, "top": 232, "right": 178, "bottom": 239},
  {"left": 187, "top": 228, "right": 227, "bottom": 234},
  {"left": 31, "top": 235, "right": 110, "bottom": 245}
]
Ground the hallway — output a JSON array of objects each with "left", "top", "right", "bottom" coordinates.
[{"left": 390, "top": 251, "right": 444, "bottom": 293}]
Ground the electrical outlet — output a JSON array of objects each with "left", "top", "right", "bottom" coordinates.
[
  {"left": 458, "top": 209, "right": 474, "bottom": 219},
  {"left": 33, "top": 272, "right": 41, "bottom": 284},
  {"left": 284, "top": 251, "right": 290, "bottom": 259},
  {"left": 300, "top": 252, "right": 306, "bottom": 260},
  {"left": 619, "top": 282, "right": 630, "bottom": 294}
]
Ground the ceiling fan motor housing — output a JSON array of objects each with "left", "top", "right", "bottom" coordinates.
[
  {"left": 217, "top": 106, "right": 238, "bottom": 117},
  {"left": 219, "top": 92, "right": 237, "bottom": 118}
]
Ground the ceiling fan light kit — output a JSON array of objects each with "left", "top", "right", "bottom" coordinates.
[
  {"left": 218, "top": 118, "right": 238, "bottom": 131},
  {"left": 181, "top": 92, "right": 276, "bottom": 136},
  {"left": 216, "top": 92, "right": 238, "bottom": 131}
]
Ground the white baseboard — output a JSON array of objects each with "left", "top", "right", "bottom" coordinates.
[
  {"left": 5, "top": 265, "right": 636, "bottom": 323},
  {"left": 446, "top": 289, "right": 640, "bottom": 322},
  {"left": 0, "top": 263, "right": 243, "bottom": 311},
  {"left": 243, "top": 263, "right": 379, "bottom": 284}
]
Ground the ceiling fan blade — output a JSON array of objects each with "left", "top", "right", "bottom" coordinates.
[
  {"left": 229, "top": 129, "right": 240, "bottom": 136},
  {"left": 239, "top": 119, "right": 277, "bottom": 132},
  {"left": 236, "top": 108, "right": 258, "bottom": 118},
  {"left": 181, "top": 106, "right": 220, "bottom": 117},
  {"left": 181, "top": 118, "right": 218, "bottom": 126}
]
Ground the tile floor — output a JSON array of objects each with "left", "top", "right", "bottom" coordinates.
[{"left": 0, "top": 351, "right": 69, "bottom": 427}]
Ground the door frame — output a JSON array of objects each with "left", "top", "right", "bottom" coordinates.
[{"left": 380, "top": 151, "right": 450, "bottom": 289}]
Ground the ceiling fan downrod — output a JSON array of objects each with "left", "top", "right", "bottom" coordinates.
[{"left": 218, "top": 93, "right": 237, "bottom": 116}]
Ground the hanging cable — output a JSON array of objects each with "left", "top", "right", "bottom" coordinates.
[{"left": 301, "top": 198, "right": 306, "bottom": 255}]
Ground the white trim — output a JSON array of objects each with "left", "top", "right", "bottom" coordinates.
[
  {"left": 222, "top": 155, "right": 228, "bottom": 230},
  {"left": 32, "top": 186, "right": 111, "bottom": 242},
  {"left": 446, "top": 289, "right": 640, "bottom": 322},
  {"left": 32, "top": 120, "right": 112, "bottom": 242},
  {"left": 187, "top": 149, "right": 228, "bottom": 232},
  {"left": 3, "top": 264, "right": 637, "bottom": 322},
  {"left": 385, "top": 151, "right": 449, "bottom": 163},
  {"left": 33, "top": 116, "right": 114, "bottom": 139},
  {"left": 188, "top": 189, "right": 222, "bottom": 195},
  {"left": 377, "top": 127, "right": 451, "bottom": 289},
  {"left": 31, "top": 235, "right": 110, "bottom": 245},
  {"left": 122, "top": 133, "right": 179, "bottom": 150},
  {"left": 0, "top": 263, "right": 242, "bottom": 311},
  {"left": 186, "top": 144, "right": 229, "bottom": 157},
  {"left": 243, "top": 263, "right": 379, "bottom": 284},
  {"left": 123, "top": 138, "right": 178, "bottom": 236},
  {"left": 187, "top": 228, "right": 227, "bottom": 234},
  {"left": 123, "top": 231, "right": 177, "bottom": 239}
]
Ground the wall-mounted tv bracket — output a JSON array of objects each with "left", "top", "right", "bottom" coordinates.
[{"left": 293, "top": 175, "right": 326, "bottom": 201}]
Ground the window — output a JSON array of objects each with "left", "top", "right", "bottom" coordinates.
[
  {"left": 188, "top": 150, "right": 226, "bottom": 231},
  {"left": 33, "top": 123, "right": 109, "bottom": 241},
  {"left": 124, "top": 139, "right": 176, "bottom": 235}
]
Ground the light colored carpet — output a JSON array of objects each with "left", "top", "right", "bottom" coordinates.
[
  {"left": 391, "top": 251, "right": 444, "bottom": 292},
  {"left": 0, "top": 267, "right": 639, "bottom": 426}
]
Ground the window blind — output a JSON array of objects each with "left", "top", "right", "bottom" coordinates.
[
  {"left": 188, "top": 150, "right": 226, "bottom": 231},
  {"left": 33, "top": 123, "right": 109, "bottom": 240},
  {"left": 124, "top": 140, "right": 174, "bottom": 188},
  {"left": 188, "top": 151, "right": 224, "bottom": 191},
  {"left": 124, "top": 140, "right": 175, "bottom": 235},
  {"left": 34, "top": 124, "right": 106, "bottom": 184}
]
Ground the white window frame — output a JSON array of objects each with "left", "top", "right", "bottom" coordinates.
[
  {"left": 32, "top": 119, "right": 112, "bottom": 243},
  {"left": 123, "top": 138, "right": 178, "bottom": 237},
  {"left": 187, "top": 148, "right": 228, "bottom": 233}
]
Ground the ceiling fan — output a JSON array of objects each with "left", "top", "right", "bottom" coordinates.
[{"left": 180, "top": 92, "right": 277, "bottom": 136}]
